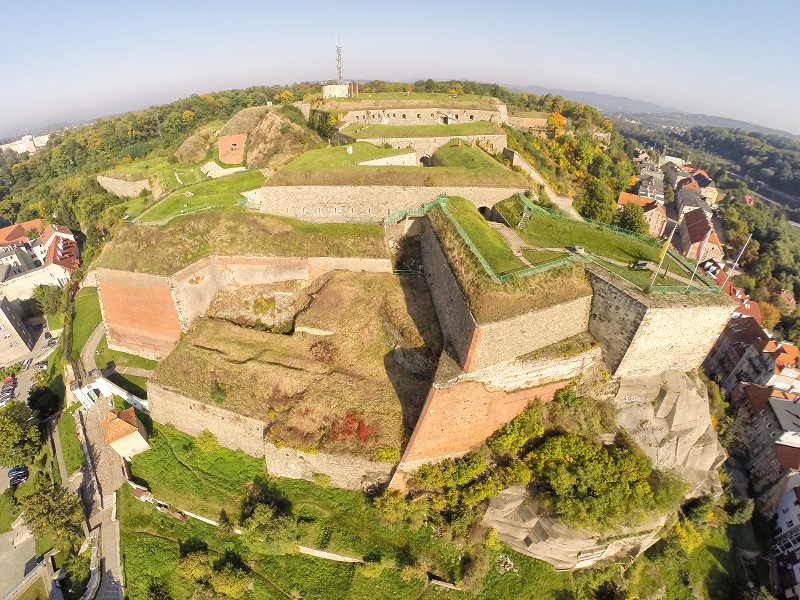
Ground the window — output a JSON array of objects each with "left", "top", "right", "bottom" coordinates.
[
  {"left": 771, "top": 432, "right": 776, "bottom": 438},
  {"left": 760, "top": 409, "right": 766, "bottom": 415},
  {"left": 790, "top": 521, "right": 796, "bottom": 529},
  {"left": 470, "top": 114, "right": 474, "bottom": 120},
  {"left": 9, "top": 341, "right": 16, "bottom": 347},
  {"left": 767, "top": 422, "right": 772, "bottom": 429},
  {"left": 0, "top": 325, "right": 5, "bottom": 331},
  {"left": 417, "top": 114, "right": 421, "bottom": 119},
  {"left": 402, "top": 114, "right": 406, "bottom": 119}
]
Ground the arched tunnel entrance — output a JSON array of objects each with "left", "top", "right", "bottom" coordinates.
[
  {"left": 420, "top": 155, "right": 433, "bottom": 167},
  {"left": 478, "top": 206, "right": 492, "bottom": 219}
]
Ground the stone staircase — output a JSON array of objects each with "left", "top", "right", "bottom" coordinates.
[{"left": 518, "top": 209, "right": 532, "bottom": 230}]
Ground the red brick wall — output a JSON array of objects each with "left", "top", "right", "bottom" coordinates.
[{"left": 399, "top": 379, "right": 566, "bottom": 467}]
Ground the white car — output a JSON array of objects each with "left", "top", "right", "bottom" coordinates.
[{"left": 21, "top": 358, "right": 32, "bottom": 371}]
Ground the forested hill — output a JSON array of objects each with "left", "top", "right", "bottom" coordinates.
[{"left": 679, "top": 126, "right": 800, "bottom": 198}]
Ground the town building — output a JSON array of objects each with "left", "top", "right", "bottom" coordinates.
[
  {"left": 103, "top": 407, "right": 150, "bottom": 460},
  {"left": 704, "top": 316, "right": 770, "bottom": 392},
  {"left": 0, "top": 296, "right": 34, "bottom": 366},
  {"left": 676, "top": 208, "right": 724, "bottom": 262},
  {"left": 702, "top": 259, "right": 763, "bottom": 324},
  {"left": 0, "top": 218, "right": 45, "bottom": 248},
  {"left": 675, "top": 188, "right": 714, "bottom": 221},
  {"left": 616, "top": 192, "right": 667, "bottom": 237}
]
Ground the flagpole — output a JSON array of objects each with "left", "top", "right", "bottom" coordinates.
[
  {"left": 719, "top": 234, "right": 752, "bottom": 293},
  {"left": 686, "top": 230, "right": 711, "bottom": 292},
  {"left": 651, "top": 227, "right": 674, "bottom": 287}
]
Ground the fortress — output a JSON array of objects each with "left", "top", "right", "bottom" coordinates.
[{"left": 89, "top": 90, "right": 737, "bottom": 570}]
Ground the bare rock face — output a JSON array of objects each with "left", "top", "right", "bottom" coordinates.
[
  {"left": 482, "top": 487, "right": 666, "bottom": 571},
  {"left": 484, "top": 369, "right": 725, "bottom": 571},
  {"left": 615, "top": 369, "right": 726, "bottom": 499}
]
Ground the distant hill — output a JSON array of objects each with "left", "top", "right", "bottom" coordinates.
[
  {"left": 503, "top": 83, "right": 682, "bottom": 115},
  {"left": 503, "top": 83, "right": 800, "bottom": 142},
  {"left": 621, "top": 112, "right": 800, "bottom": 141}
]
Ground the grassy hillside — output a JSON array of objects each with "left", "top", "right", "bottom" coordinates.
[
  {"left": 138, "top": 169, "right": 265, "bottom": 222},
  {"left": 96, "top": 207, "right": 388, "bottom": 275},
  {"left": 151, "top": 271, "right": 442, "bottom": 456},
  {"left": 269, "top": 142, "right": 528, "bottom": 188},
  {"left": 340, "top": 122, "right": 501, "bottom": 139}
]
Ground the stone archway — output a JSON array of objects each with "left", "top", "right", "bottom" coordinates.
[
  {"left": 420, "top": 155, "right": 433, "bottom": 167},
  {"left": 438, "top": 115, "right": 449, "bottom": 125},
  {"left": 478, "top": 206, "right": 492, "bottom": 220}
]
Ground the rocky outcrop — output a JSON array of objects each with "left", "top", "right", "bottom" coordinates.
[
  {"left": 484, "top": 368, "right": 725, "bottom": 570},
  {"left": 615, "top": 369, "right": 726, "bottom": 499}
]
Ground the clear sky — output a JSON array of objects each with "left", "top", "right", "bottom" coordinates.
[{"left": 2, "top": 0, "right": 799, "bottom": 138}]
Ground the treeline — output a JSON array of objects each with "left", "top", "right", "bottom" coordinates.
[
  {"left": 681, "top": 126, "right": 800, "bottom": 198},
  {"left": 0, "top": 82, "right": 321, "bottom": 263}
]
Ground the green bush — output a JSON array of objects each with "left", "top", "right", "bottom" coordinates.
[
  {"left": 374, "top": 447, "right": 400, "bottom": 462},
  {"left": 210, "top": 382, "right": 226, "bottom": 404},
  {"left": 487, "top": 401, "right": 544, "bottom": 455},
  {"left": 412, "top": 452, "right": 486, "bottom": 490}
]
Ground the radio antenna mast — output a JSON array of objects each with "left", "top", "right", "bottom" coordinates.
[{"left": 336, "top": 39, "right": 343, "bottom": 84}]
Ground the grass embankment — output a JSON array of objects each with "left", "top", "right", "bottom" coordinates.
[
  {"left": 427, "top": 206, "right": 591, "bottom": 323},
  {"left": 151, "top": 271, "right": 441, "bottom": 456},
  {"left": 70, "top": 287, "right": 101, "bottom": 357},
  {"left": 96, "top": 207, "right": 388, "bottom": 276},
  {"left": 57, "top": 404, "right": 84, "bottom": 476},
  {"left": 96, "top": 336, "right": 157, "bottom": 371},
  {"left": 110, "top": 155, "right": 207, "bottom": 187},
  {"left": 138, "top": 170, "right": 265, "bottom": 223},
  {"left": 16, "top": 578, "right": 48, "bottom": 600},
  {"left": 126, "top": 424, "right": 572, "bottom": 600},
  {"left": 340, "top": 122, "right": 501, "bottom": 139},
  {"left": 268, "top": 141, "right": 528, "bottom": 188},
  {"left": 443, "top": 197, "right": 525, "bottom": 274},
  {"left": 45, "top": 312, "right": 64, "bottom": 331},
  {"left": 495, "top": 194, "right": 694, "bottom": 288},
  {"left": 108, "top": 373, "right": 148, "bottom": 398}
]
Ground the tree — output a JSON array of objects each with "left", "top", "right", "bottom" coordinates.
[
  {"left": 616, "top": 202, "right": 649, "bottom": 235},
  {"left": 33, "top": 285, "right": 65, "bottom": 316},
  {"left": 576, "top": 178, "right": 615, "bottom": 223},
  {"left": 181, "top": 110, "right": 195, "bottom": 123},
  {"left": 760, "top": 302, "right": 781, "bottom": 329},
  {"left": 546, "top": 112, "right": 565, "bottom": 139},
  {"left": 21, "top": 484, "right": 84, "bottom": 551},
  {"left": 664, "top": 185, "right": 675, "bottom": 204},
  {"left": 209, "top": 564, "right": 251, "bottom": 598},
  {"left": 177, "top": 551, "right": 211, "bottom": 582},
  {"left": 0, "top": 401, "right": 40, "bottom": 467}
]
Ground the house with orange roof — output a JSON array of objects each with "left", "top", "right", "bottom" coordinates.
[
  {"left": 0, "top": 218, "right": 45, "bottom": 248},
  {"left": 616, "top": 192, "right": 667, "bottom": 237},
  {"left": 703, "top": 315, "right": 771, "bottom": 391},
  {"left": 701, "top": 259, "right": 762, "bottom": 324},
  {"left": 676, "top": 208, "right": 724, "bottom": 262},
  {"left": 104, "top": 407, "right": 149, "bottom": 460}
]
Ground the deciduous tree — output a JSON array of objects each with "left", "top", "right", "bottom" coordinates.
[{"left": 0, "top": 401, "right": 40, "bottom": 467}]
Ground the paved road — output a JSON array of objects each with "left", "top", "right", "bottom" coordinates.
[
  {"left": 80, "top": 324, "right": 104, "bottom": 375},
  {"left": 0, "top": 528, "right": 37, "bottom": 597}
]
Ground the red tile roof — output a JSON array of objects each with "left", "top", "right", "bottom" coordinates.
[
  {"left": 103, "top": 407, "right": 140, "bottom": 445},
  {"left": 740, "top": 383, "right": 773, "bottom": 412},
  {"left": 45, "top": 236, "right": 80, "bottom": 271},
  {"left": 682, "top": 208, "right": 713, "bottom": 244},
  {"left": 0, "top": 219, "right": 45, "bottom": 246},
  {"left": 40, "top": 224, "right": 73, "bottom": 247},
  {"left": 617, "top": 192, "right": 667, "bottom": 218},
  {"left": 775, "top": 444, "right": 800, "bottom": 472}
]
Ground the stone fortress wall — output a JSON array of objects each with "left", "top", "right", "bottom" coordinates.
[
  {"left": 243, "top": 185, "right": 526, "bottom": 224},
  {"left": 148, "top": 382, "right": 393, "bottom": 489},
  {"left": 337, "top": 105, "right": 507, "bottom": 127},
  {"left": 94, "top": 255, "right": 392, "bottom": 358},
  {"left": 96, "top": 174, "right": 151, "bottom": 198},
  {"left": 356, "top": 134, "right": 508, "bottom": 161},
  {"left": 357, "top": 152, "right": 417, "bottom": 167}
]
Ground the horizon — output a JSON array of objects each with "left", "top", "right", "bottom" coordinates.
[{"left": 2, "top": 0, "right": 799, "bottom": 139}]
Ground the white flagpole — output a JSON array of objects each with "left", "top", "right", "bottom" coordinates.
[
  {"left": 686, "top": 229, "right": 711, "bottom": 292},
  {"left": 720, "top": 234, "right": 752, "bottom": 293}
]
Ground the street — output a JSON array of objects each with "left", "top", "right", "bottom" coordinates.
[{"left": 6, "top": 316, "right": 60, "bottom": 410}]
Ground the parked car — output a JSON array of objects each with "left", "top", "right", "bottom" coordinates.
[
  {"left": 1, "top": 391, "right": 13, "bottom": 402},
  {"left": 34, "top": 362, "right": 47, "bottom": 372},
  {"left": 3, "top": 376, "right": 12, "bottom": 384},
  {"left": 44, "top": 332, "right": 52, "bottom": 341},
  {"left": 8, "top": 465, "right": 28, "bottom": 478},
  {"left": 21, "top": 358, "right": 32, "bottom": 371},
  {"left": 9, "top": 474, "right": 27, "bottom": 487}
]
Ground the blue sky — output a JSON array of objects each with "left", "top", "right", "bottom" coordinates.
[{"left": 2, "top": 0, "right": 799, "bottom": 137}]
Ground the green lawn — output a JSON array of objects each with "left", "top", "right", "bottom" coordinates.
[
  {"left": 432, "top": 140, "right": 510, "bottom": 173},
  {"left": 96, "top": 336, "right": 157, "bottom": 371},
  {"left": 45, "top": 312, "right": 64, "bottom": 331},
  {"left": 280, "top": 142, "right": 414, "bottom": 172},
  {"left": 71, "top": 287, "right": 102, "bottom": 357},
  {"left": 138, "top": 170, "right": 266, "bottom": 223},
  {"left": 592, "top": 258, "right": 683, "bottom": 288},
  {"left": 444, "top": 197, "right": 525, "bottom": 274},
  {"left": 519, "top": 212, "right": 687, "bottom": 275},
  {"left": 57, "top": 406, "right": 84, "bottom": 476},
  {"left": 16, "top": 577, "right": 47, "bottom": 600},
  {"left": 340, "top": 122, "right": 501, "bottom": 139},
  {"left": 126, "top": 423, "right": 575, "bottom": 598},
  {"left": 108, "top": 373, "right": 148, "bottom": 398},
  {"left": 520, "top": 249, "right": 569, "bottom": 266},
  {"left": 110, "top": 155, "right": 209, "bottom": 190}
]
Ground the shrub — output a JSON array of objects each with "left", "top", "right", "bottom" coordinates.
[
  {"left": 195, "top": 430, "right": 219, "bottom": 454},
  {"left": 487, "top": 401, "right": 544, "bottom": 455},
  {"left": 412, "top": 452, "right": 486, "bottom": 490},
  {"left": 210, "top": 382, "right": 227, "bottom": 404},
  {"left": 374, "top": 447, "right": 400, "bottom": 462},
  {"left": 210, "top": 564, "right": 251, "bottom": 598},
  {"left": 553, "top": 384, "right": 581, "bottom": 408},
  {"left": 176, "top": 551, "right": 211, "bottom": 582}
]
